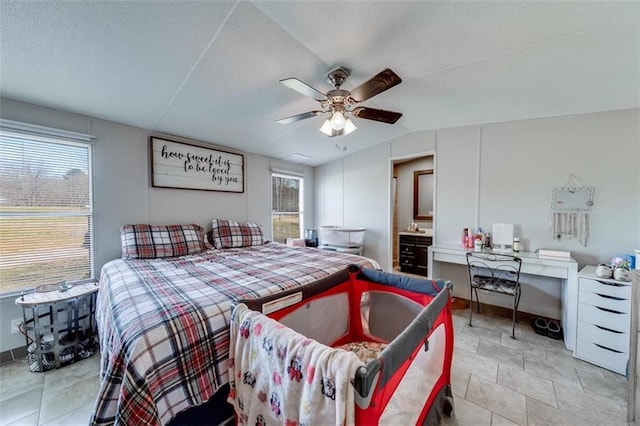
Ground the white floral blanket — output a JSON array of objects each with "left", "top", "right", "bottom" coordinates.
[{"left": 228, "top": 303, "right": 364, "bottom": 426}]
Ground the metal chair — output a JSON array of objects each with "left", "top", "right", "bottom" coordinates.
[{"left": 466, "top": 251, "right": 522, "bottom": 339}]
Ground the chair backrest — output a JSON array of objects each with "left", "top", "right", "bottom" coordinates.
[{"left": 466, "top": 251, "right": 523, "bottom": 284}]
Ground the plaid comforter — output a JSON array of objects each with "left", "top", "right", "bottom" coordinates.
[{"left": 90, "top": 242, "right": 379, "bottom": 426}]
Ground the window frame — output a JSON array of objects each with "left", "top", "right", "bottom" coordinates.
[
  {"left": 0, "top": 123, "right": 95, "bottom": 296},
  {"left": 271, "top": 172, "right": 304, "bottom": 243}
]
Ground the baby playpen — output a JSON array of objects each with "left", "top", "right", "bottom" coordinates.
[{"left": 229, "top": 265, "right": 454, "bottom": 425}]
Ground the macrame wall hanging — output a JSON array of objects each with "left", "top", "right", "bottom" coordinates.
[{"left": 550, "top": 174, "right": 594, "bottom": 246}]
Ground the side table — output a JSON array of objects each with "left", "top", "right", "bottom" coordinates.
[{"left": 15, "top": 280, "right": 99, "bottom": 372}]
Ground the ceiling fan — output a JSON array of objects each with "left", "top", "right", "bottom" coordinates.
[{"left": 276, "top": 67, "right": 403, "bottom": 137}]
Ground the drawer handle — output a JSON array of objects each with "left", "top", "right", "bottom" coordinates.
[
  {"left": 595, "top": 324, "right": 623, "bottom": 334},
  {"left": 595, "top": 306, "right": 623, "bottom": 315},
  {"left": 593, "top": 343, "right": 622, "bottom": 354},
  {"left": 595, "top": 293, "right": 625, "bottom": 301},
  {"left": 596, "top": 280, "right": 626, "bottom": 287}
]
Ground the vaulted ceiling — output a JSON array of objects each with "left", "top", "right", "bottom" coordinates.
[{"left": 1, "top": 1, "right": 638, "bottom": 166}]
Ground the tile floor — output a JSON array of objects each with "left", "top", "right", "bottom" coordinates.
[{"left": 0, "top": 308, "right": 632, "bottom": 425}]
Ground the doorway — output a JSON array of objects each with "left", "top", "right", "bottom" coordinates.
[{"left": 389, "top": 153, "right": 435, "bottom": 272}]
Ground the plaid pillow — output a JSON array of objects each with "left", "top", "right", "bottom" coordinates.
[
  {"left": 210, "top": 219, "right": 264, "bottom": 249},
  {"left": 120, "top": 224, "right": 209, "bottom": 259}
]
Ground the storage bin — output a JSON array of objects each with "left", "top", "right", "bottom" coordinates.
[{"left": 318, "top": 226, "right": 365, "bottom": 248}]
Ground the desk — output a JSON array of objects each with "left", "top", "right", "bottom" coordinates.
[{"left": 428, "top": 245, "right": 578, "bottom": 351}]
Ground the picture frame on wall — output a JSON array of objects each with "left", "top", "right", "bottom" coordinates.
[{"left": 150, "top": 136, "right": 244, "bottom": 193}]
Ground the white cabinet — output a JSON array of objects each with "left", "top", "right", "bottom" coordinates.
[{"left": 575, "top": 265, "right": 632, "bottom": 374}]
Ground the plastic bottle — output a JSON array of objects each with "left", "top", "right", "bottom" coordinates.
[
  {"left": 462, "top": 228, "right": 469, "bottom": 248},
  {"left": 474, "top": 235, "right": 483, "bottom": 251},
  {"left": 513, "top": 237, "right": 521, "bottom": 252}
]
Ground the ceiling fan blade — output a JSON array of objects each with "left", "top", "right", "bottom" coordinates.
[
  {"left": 352, "top": 107, "right": 402, "bottom": 124},
  {"left": 350, "top": 68, "right": 402, "bottom": 103},
  {"left": 280, "top": 78, "right": 326, "bottom": 101},
  {"left": 276, "top": 111, "right": 324, "bottom": 124}
]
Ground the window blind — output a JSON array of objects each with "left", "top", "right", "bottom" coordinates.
[{"left": 0, "top": 128, "right": 94, "bottom": 295}]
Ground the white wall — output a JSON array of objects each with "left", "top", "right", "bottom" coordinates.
[
  {"left": 315, "top": 109, "right": 640, "bottom": 317},
  {"left": 0, "top": 98, "right": 314, "bottom": 352}
]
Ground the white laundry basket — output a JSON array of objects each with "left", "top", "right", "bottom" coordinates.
[{"left": 318, "top": 226, "right": 366, "bottom": 255}]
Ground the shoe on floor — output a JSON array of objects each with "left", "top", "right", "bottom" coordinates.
[
  {"left": 531, "top": 317, "right": 548, "bottom": 336},
  {"left": 547, "top": 320, "right": 562, "bottom": 340}
]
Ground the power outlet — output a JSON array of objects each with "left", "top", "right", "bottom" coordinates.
[{"left": 10, "top": 319, "right": 22, "bottom": 335}]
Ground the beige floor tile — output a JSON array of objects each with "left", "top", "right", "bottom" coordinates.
[
  {"left": 460, "top": 322, "right": 503, "bottom": 345},
  {"left": 442, "top": 396, "right": 492, "bottom": 426},
  {"left": 491, "top": 412, "right": 519, "bottom": 426},
  {"left": 38, "top": 374, "right": 100, "bottom": 424},
  {"left": 0, "top": 359, "right": 44, "bottom": 403},
  {"left": 450, "top": 369, "right": 470, "bottom": 398},
  {"left": 477, "top": 340, "right": 524, "bottom": 370},
  {"left": 466, "top": 374, "right": 527, "bottom": 425},
  {"left": 42, "top": 355, "right": 100, "bottom": 394},
  {"left": 499, "top": 332, "right": 550, "bottom": 359},
  {"left": 4, "top": 411, "right": 39, "bottom": 426},
  {"left": 576, "top": 362, "right": 627, "bottom": 403},
  {"left": 0, "top": 388, "right": 41, "bottom": 424},
  {"left": 523, "top": 352, "right": 583, "bottom": 389},
  {"left": 497, "top": 364, "right": 557, "bottom": 407},
  {"left": 554, "top": 381, "right": 627, "bottom": 424},
  {"left": 452, "top": 347, "right": 499, "bottom": 383},
  {"left": 454, "top": 331, "right": 480, "bottom": 353},
  {"left": 526, "top": 397, "right": 587, "bottom": 426},
  {"left": 478, "top": 314, "right": 523, "bottom": 339},
  {"left": 40, "top": 401, "right": 94, "bottom": 426}
]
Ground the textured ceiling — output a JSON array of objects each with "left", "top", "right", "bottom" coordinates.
[{"left": 1, "top": 1, "right": 638, "bottom": 166}]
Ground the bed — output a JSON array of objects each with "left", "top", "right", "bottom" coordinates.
[{"left": 89, "top": 222, "right": 379, "bottom": 426}]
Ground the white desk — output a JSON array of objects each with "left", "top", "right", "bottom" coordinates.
[{"left": 428, "top": 244, "right": 578, "bottom": 351}]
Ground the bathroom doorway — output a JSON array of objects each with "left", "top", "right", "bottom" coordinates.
[{"left": 389, "top": 153, "right": 435, "bottom": 273}]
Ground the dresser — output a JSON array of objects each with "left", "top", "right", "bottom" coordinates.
[
  {"left": 575, "top": 265, "right": 632, "bottom": 374},
  {"left": 399, "top": 233, "right": 432, "bottom": 276}
]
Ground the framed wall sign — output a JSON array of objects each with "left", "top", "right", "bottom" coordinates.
[{"left": 150, "top": 136, "right": 244, "bottom": 193}]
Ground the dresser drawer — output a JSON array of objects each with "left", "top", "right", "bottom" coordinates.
[
  {"left": 575, "top": 332, "right": 628, "bottom": 374},
  {"left": 576, "top": 321, "right": 629, "bottom": 353},
  {"left": 577, "top": 303, "right": 630, "bottom": 333},
  {"left": 400, "top": 244, "right": 414, "bottom": 254},
  {"left": 578, "top": 290, "right": 631, "bottom": 313},
  {"left": 400, "top": 256, "right": 414, "bottom": 266},
  {"left": 579, "top": 277, "right": 631, "bottom": 300}
]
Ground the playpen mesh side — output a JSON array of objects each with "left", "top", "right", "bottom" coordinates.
[
  {"left": 364, "top": 291, "right": 425, "bottom": 342},
  {"left": 277, "top": 292, "right": 350, "bottom": 346},
  {"left": 379, "top": 322, "right": 448, "bottom": 425}
]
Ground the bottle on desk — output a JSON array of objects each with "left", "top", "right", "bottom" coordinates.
[
  {"left": 513, "top": 237, "right": 522, "bottom": 252},
  {"left": 474, "top": 236, "right": 483, "bottom": 251},
  {"left": 462, "top": 228, "right": 469, "bottom": 248}
]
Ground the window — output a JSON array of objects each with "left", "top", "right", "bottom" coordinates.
[
  {"left": 271, "top": 172, "right": 303, "bottom": 243},
  {"left": 0, "top": 125, "right": 94, "bottom": 295}
]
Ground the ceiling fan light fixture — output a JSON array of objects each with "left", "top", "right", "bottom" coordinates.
[
  {"left": 344, "top": 118, "right": 357, "bottom": 135},
  {"left": 330, "top": 110, "right": 346, "bottom": 130},
  {"left": 319, "top": 119, "right": 333, "bottom": 136}
]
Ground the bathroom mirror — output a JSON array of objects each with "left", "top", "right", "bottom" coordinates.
[{"left": 413, "top": 169, "right": 434, "bottom": 220}]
